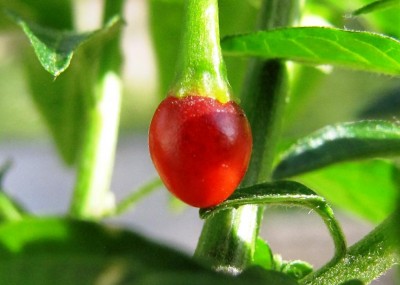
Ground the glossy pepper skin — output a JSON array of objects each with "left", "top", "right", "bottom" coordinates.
[{"left": 149, "top": 95, "right": 252, "bottom": 208}]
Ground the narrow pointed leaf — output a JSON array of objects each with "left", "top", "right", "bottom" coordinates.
[
  {"left": 351, "top": 0, "right": 400, "bottom": 16},
  {"left": 221, "top": 27, "right": 400, "bottom": 76},
  {"left": 200, "top": 181, "right": 346, "bottom": 264},
  {"left": 273, "top": 120, "right": 400, "bottom": 179},
  {"left": 7, "top": 11, "right": 122, "bottom": 76}
]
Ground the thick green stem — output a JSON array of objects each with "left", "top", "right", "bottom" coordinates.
[
  {"left": 195, "top": 206, "right": 263, "bottom": 273},
  {"left": 301, "top": 214, "right": 399, "bottom": 284},
  {"left": 241, "top": 0, "right": 300, "bottom": 185},
  {"left": 70, "top": 0, "right": 124, "bottom": 219},
  {"left": 195, "top": 0, "right": 300, "bottom": 273},
  {"left": 171, "top": 0, "right": 231, "bottom": 103}
]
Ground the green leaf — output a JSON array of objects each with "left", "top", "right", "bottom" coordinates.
[
  {"left": 280, "top": 260, "right": 313, "bottom": 280},
  {"left": 25, "top": 55, "right": 87, "bottom": 164},
  {"left": 221, "top": 27, "right": 400, "bottom": 76},
  {"left": 22, "top": 17, "right": 122, "bottom": 165},
  {"left": 0, "top": 0, "right": 73, "bottom": 30},
  {"left": 149, "top": 0, "right": 184, "bottom": 97},
  {"left": 273, "top": 120, "right": 400, "bottom": 179},
  {"left": 200, "top": 181, "right": 347, "bottom": 265},
  {"left": 8, "top": 11, "right": 121, "bottom": 76},
  {"left": 253, "top": 237, "right": 274, "bottom": 270},
  {"left": 351, "top": 0, "right": 400, "bottom": 16},
  {"left": 339, "top": 280, "right": 364, "bottom": 285},
  {"left": 390, "top": 165, "right": 400, "bottom": 253},
  {"left": 358, "top": 87, "right": 400, "bottom": 120},
  {"left": 0, "top": 217, "right": 296, "bottom": 285},
  {"left": 135, "top": 268, "right": 298, "bottom": 285},
  {"left": 218, "top": 0, "right": 259, "bottom": 95},
  {"left": 297, "top": 160, "right": 397, "bottom": 223}
]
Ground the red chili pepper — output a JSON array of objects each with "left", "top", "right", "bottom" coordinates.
[{"left": 149, "top": 94, "right": 252, "bottom": 208}]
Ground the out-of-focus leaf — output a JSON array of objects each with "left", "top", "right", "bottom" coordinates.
[
  {"left": 25, "top": 53, "right": 87, "bottom": 165},
  {"left": 8, "top": 12, "right": 121, "bottom": 76},
  {"left": 297, "top": 159, "right": 397, "bottom": 223},
  {"left": 201, "top": 181, "right": 346, "bottom": 264},
  {"left": 0, "top": 0, "right": 72, "bottom": 30},
  {"left": 0, "top": 217, "right": 297, "bottom": 285},
  {"left": 351, "top": 0, "right": 400, "bottom": 16},
  {"left": 218, "top": 0, "right": 259, "bottom": 95},
  {"left": 366, "top": 5, "right": 400, "bottom": 39},
  {"left": 273, "top": 121, "right": 400, "bottom": 179},
  {"left": 391, "top": 165, "right": 400, "bottom": 254},
  {"left": 308, "top": 0, "right": 400, "bottom": 38},
  {"left": 221, "top": 27, "right": 400, "bottom": 76},
  {"left": 149, "top": 0, "right": 184, "bottom": 97},
  {"left": 282, "top": 64, "right": 328, "bottom": 132},
  {"left": 134, "top": 269, "right": 298, "bottom": 285},
  {"left": 358, "top": 86, "right": 400, "bottom": 120},
  {"left": 22, "top": 17, "right": 122, "bottom": 165}
]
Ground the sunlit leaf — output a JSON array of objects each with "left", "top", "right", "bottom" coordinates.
[
  {"left": 253, "top": 237, "right": 274, "bottom": 270},
  {"left": 280, "top": 260, "right": 313, "bottom": 280},
  {"left": 222, "top": 27, "right": 400, "bottom": 76},
  {"left": 7, "top": 11, "right": 121, "bottom": 76},
  {"left": 273, "top": 120, "right": 400, "bottom": 179},
  {"left": 297, "top": 160, "right": 397, "bottom": 223}
]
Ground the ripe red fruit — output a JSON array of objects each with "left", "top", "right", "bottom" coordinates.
[{"left": 149, "top": 95, "right": 252, "bottom": 208}]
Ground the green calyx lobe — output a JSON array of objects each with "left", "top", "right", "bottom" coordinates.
[{"left": 170, "top": 0, "right": 231, "bottom": 104}]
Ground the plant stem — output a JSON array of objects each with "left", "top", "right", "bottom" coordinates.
[
  {"left": 70, "top": 0, "right": 124, "bottom": 219},
  {"left": 241, "top": 0, "right": 300, "bottom": 185},
  {"left": 300, "top": 214, "right": 400, "bottom": 284},
  {"left": 171, "top": 0, "right": 231, "bottom": 103},
  {"left": 112, "top": 178, "right": 163, "bottom": 216},
  {"left": 0, "top": 192, "right": 24, "bottom": 222},
  {"left": 195, "top": 0, "right": 300, "bottom": 273},
  {"left": 195, "top": 206, "right": 263, "bottom": 273},
  {"left": 0, "top": 161, "right": 24, "bottom": 222}
]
